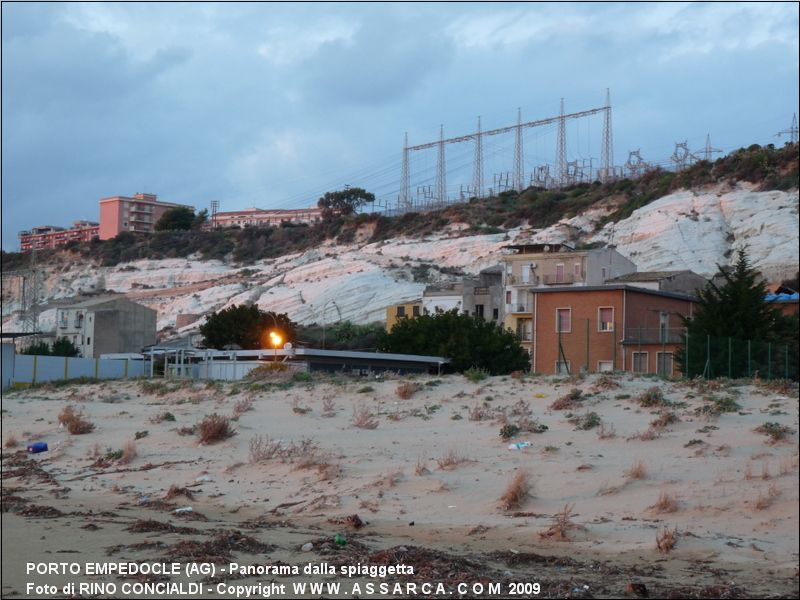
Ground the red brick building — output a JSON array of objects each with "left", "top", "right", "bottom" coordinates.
[
  {"left": 527, "top": 285, "right": 697, "bottom": 376},
  {"left": 18, "top": 221, "right": 99, "bottom": 252}
]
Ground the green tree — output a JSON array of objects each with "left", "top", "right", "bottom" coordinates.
[
  {"left": 155, "top": 207, "right": 196, "bottom": 231},
  {"left": 22, "top": 341, "right": 52, "bottom": 356},
  {"left": 192, "top": 209, "right": 209, "bottom": 229},
  {"left": 51, "top": 337, "right": 81, "bottom": 357},
  {"left": 199, "top": 304, "right": 297, "bottom": 350},
  {"left": 380, "top": 309, "right": 530, "bottom": 375},
  {"left": 677, "top": 249, "right": 796, "bottom": 378},
  {"left": 317, "top": 187, "right": 375, "bottom": 217}
]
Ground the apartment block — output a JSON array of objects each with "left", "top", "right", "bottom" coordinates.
[
  {"left": 56, "top": 297, "right": 157, "bottom": 358},
  {"left": 502, "top": 243, "right": 636, "bottom": 345},
  {"left": 209, "top": 207, "right": 324, "bottom": 229},
  {"left": 528, "top": 285, "right": 696, "bottom": 376},
  {"left": 18, "top": 221, "right": 99, "bottom": 252},
  {"left": 99, "top": 192, "right": 194, "bottom": 240}
]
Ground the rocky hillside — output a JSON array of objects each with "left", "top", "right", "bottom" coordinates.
[{"left": 2, "top": 180, "right": 797, "bottom": 339}]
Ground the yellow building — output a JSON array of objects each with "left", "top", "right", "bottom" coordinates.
[{"left": 385, "top": 301, "right": 423, "bottom": 332}]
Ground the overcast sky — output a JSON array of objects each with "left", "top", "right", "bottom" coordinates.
[{"left": 2, "top": 2, "right": 798, "bottom": 251}]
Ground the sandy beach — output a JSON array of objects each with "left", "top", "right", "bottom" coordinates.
[{"left": 2, "top": 372, "right": 798, "bottom": 598}]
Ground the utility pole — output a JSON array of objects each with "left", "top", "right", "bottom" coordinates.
[
  {"left": 513, "top": 107, "right": 524, "bottom": 192},
  {"left": 600, "top": 88, "right": 613, "bottom": 183},
  {"left": 472, "top": 117, "right": 483, "bottom": 198}
]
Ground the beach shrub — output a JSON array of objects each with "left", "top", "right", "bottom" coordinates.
[{"left": 197, "top": 413, "right": 236, "bottom": 444}]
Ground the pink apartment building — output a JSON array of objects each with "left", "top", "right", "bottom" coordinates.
[
  {"left": 98, "top": 192, "right": 195, "bottom": 240},
  {"left": 18, "top": 221, "right": 100, "bottom": 252}
]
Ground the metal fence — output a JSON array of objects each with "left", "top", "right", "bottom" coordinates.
[
  {"left": 681, "top": 333, "right": 798, "bottom": 381},
  {"left": 9, "top": 354, "right": 148, "bottom": 386}
]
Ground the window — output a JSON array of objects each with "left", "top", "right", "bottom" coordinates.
[
  {"left": 574, "top": 263, "right": 581, "bottom": 277},
  {"left": 556, "top": 308, "right": 572, "bottom": 333},
  {"left": 86, "top": 337, "right": 91, "bottom": 345},
  {"left": 412, "top": 305, "right": 420, "bottom": 317},
  {"left": 516, "top": 319, "right": 532, "bottom": 341},
  {"left": 598, "top": 307, "right": 614, "bottom": 332},
  {"left": 492, "top": 308, "right": 499, "bottom": 321},
  {"left": 632, "top": 352, "right": 648, "bottom": 373},
  {"left": 396, "top": 306, "right": 406, "bottom": 317},
  {"left": 657, "top": 352, "right": 673, "bottom": 376},
  {"left": 659, "top": 312, "right": 669, "bottom": 343},
  {"left": 555, "top": 263, "right": 565, "bottom": 283},
  {"left": 505, "top": 290, "right": 512, "bottom": 304},
  {"left": 555, "top": 360, "right": 571, "bottom": 375},
  {"left": 601, "top": 267, "right": 607, "bottom": 280},
  {"left": 598, "top": 361, "right": 614, "bottom": 372},
  {"left": 475, "top": 304, "right": 484, "bottom": 318}
]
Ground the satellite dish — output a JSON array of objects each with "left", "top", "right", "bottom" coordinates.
[
  {"left": 283, "top": 342, "right": 293, "bottom": 350},
  {"left": 544, "top": 245, "right": 550, "bottom": 252}
]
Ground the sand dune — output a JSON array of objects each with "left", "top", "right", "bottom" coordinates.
[{"left": 2, "top": 373, "right": 798, "bottom": 598}]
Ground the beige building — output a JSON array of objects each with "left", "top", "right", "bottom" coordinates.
[
  {"left": 56, "top": 297, "right": 157, "bottom": 358},
  {"left": 501, "top": 243, "right": 636, "bottom": 351}
]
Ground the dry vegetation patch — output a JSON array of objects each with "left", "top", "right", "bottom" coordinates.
[
  {"left": 550, "top": 388, "right": 583, "bottom": 410},
  {"left": 656, "top": 527, "right": 677, "bottom": 553},
  {"left": 650, "top": 490, "right": 679, "bottom": 514},
  {"left": 58, "top": 404, "right": 95, "bottom": 435},
  {"left": 396, "top": 382, "right": 422, "bottom": 400},
  {"left": 351, "top": 405, "right": 379, "bottom": 429},
  {"left": 498, "top": 471, "right": 531, "bottom": 511},
  {"left": 436, "top": 450, "right": 471, "bottom": 471},
  {"left": 538, "top": 504, "right": 585, "bottom": 541},
  {"left": 197, "top": 413, "right": 236, "bottom": 444},
  {"left": 625, "top": 459, "right": 647, "bottom": 480}
]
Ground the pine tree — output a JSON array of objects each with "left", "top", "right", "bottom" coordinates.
[{"left": 678, "top": 249, "right": 796, "bottom": 378}]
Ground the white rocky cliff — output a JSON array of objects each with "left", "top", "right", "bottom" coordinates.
[{"left": 3, "top": 184, "right": 797, "bottom": 336}]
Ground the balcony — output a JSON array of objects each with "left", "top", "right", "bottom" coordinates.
[
  {"left": 506, "top": 303, "right": 531, "bottom": 314},
  {"left": 516, "top": 330, "right": 533, "bottom": 341},
  {"left": 543, "top": 273, "right": 576, "bottom": 285},
  {"left": 623, "top": 327, "right": 686, "bottom": 345},
  {"left": 506, "top": 274, "right": 540, "bottom": 286}
]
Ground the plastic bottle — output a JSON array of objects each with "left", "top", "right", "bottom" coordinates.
[
  {"left": 333, "top": 533, "right": 346, "bottom": 546},
  {"left": 27, "top": 442, "right": 48, "bottom": 453}
]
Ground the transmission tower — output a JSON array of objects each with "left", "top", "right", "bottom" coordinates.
[
  {"left": 700, "top": 134, "right": 722, "bottom": 162},
  {"left": 472, "top": 117, "right": 483, "bottom": 198},
  {"left": 2, "top": 248, "right": 42, "bottom": 344},
  {"left": 671, "top": 141, "right": 693, "bottom": 171},
  {"left": 400, "top": 132, "right": 410, "bottom": 209},
  {"left": 626, "top": 149, "right": 651, "bottom": 178},
  {"left": 776, "top": 113, "right": 798, "bottom": 143},
  {"left": 600, "top": 88, "right": 613, "bottom": 183},
  {"left": 513, "top": 108, "right": 524, "bottom": 192},
  {"left": 556, "top": 98, "right": 567, "bottom": 186},
  {"left": 435, "top": 125, "right": 446, "bottom": 205}
]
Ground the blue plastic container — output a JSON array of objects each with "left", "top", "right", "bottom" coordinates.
[{"left": 27, "top": 442, "right": 48, "bottom": 454}]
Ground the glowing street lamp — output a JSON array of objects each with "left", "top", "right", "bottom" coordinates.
[{"left": 269, "top": 331, "right": 282, "bottom": 361}]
